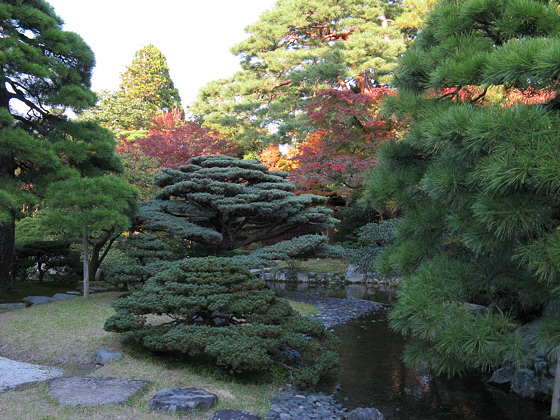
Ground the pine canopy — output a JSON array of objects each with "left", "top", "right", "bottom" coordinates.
[
  {"left": 138, "top": 155, "right": 338, "bottom": 253},
  {"left": 367, "top": 0, "right": 560, "bottom": 376}
]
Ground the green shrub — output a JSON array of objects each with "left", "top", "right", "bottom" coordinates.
[
  {"left": 345, "top": 218, "right": 400, "bottom": 274},
  {"left": 104, "top": 257, "right": 340, "bottom": 387}
]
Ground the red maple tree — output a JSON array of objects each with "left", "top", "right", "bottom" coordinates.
[
  {"left": 289, "top": 88, "right": 399, "bottom": 196},
  {"left": 119, "top": 110, "right": 238, "bottom": 170}
]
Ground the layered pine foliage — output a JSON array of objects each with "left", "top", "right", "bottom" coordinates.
[
  {"left": 366, "top": 0, "right": 560, "bottom": 375},
  {"left": 104, "top": 257, "right": 340, "bottom": 387}
]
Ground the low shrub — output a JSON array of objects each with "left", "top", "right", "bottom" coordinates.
[{"left": 104, "top": 257, "right": 339, "bottom": 387}]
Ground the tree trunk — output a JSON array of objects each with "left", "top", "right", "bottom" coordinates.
[
  {"left": 0, "top": 150, "right": 15, "bottom": 292},
  {"left": 82, "top": 232, "right": 90, "bottom": 299},
  {"left": 551, "top": 346, "right": 560, "bottom": 418},
  {"left": 0, "top": 218, "right": 14, "bottom": 291}
]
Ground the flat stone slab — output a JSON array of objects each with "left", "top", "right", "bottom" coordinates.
[
  {"left": 22, "top": 296, "right": 56, "bottom": 305},
  {"left": 0, "top": 303, "right": 26, "bottom": 313},
  {"left": 210, "top": 409, "right": 261, "bottom": 419},
  {"left": 0, "top": 357, "right": 64, "bottom": 392},
  {"left": 148, "top": 387, "right": 217, "bottom": 412},
  {"left": 47, "top": 377, "right": 150, "bottom": 406},
  {"left": 52, "top": 293, "right": 79, "bottom": 300}
]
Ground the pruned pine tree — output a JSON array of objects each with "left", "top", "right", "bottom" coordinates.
[
  {"left": 138, "top": 155, "right": 337, "bottom": 254},
  {"left": 365, "top": 0, "right": 560, "bottom": 385},
  {"left": 104, "top": 257, "right": 340, "bottom": 387}
]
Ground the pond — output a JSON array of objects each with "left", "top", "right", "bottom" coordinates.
[{"left": 268, "top": 281, "right": 550, "bottom": 420}]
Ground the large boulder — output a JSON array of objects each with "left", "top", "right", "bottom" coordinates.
[
  {"left": 344, "top": 265, "right": 365, "bottom": 283},
  {"left": 148, "top": 387, "right": 217, "bottom": 412}
]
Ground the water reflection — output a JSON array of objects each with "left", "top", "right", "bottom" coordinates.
[{"left": 269, "top": 281, "right": 549, "bottom": 419}]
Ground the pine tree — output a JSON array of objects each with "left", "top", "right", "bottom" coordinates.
[
  {"left": 191, "top": 0, "right": 413, "bottom": 150},
  {"left": 0, "top": 0, "right": 122, "bottom": 290},
  {"left": 366, "top": 0, "right": 560, "bottom": 379},
  {"left": 138, "top": 155, "right": 338, "bottom": 254}
]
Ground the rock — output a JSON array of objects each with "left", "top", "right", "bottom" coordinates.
[
  {"left": 52, "top": 293, "right": 79, "bottom": 300},
  {"left": 488, "top": 365, "right": 517, "bottom": 384},
  {"left": 512, "top": 369, "right": 539, "bottom": 399},
  {"left": 210, "top": 409, "right": 261, "bottom": 419},
  {"left": 47, "top": 377, "right": 150, "bottom": 406},
  {"left": 0, "top": 303, "right": 26, "bottom": 313},
  {"left": 344, "top": 265, "right": 365, "bottom": 283},
  {"left": 64, "top": 291, "right": 82, "bottom": 295},
  {"left": 297, "top": 272, "right": 309, "bottom": 282},
  {"left": 76, "top": 286, "right": 107, "bottom": 292},
  {"left": 21, "top": 296, "right": 55, "bottom": 305},
  {"left": 344, "top": 407, "right": 385, "bottom": 420},
  {"left": 148, "top": 387, "right": 217, "bottom": 412},
  {"left": 345, "top": 284, "right": 367, "bottom": 300},
  {"left": 95, "top": 348, "right": 123, "bottom": 364}
]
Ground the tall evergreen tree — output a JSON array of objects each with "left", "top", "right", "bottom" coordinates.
[
  {"left": 366, "top": 0, "right": 560, "bottom": 378},
  {"left": 120, "top": 44, "right": 182, "bottom": 116},
  {"left": 191, "top": 0, "right": 412, "bottom": 150},
  {"left": 0, "top": 0, "right": 122, "bottom": 291}
]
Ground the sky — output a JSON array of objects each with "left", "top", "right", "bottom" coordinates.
[{"left": 47, "top": 0, "right": 277, "bottom": 108}]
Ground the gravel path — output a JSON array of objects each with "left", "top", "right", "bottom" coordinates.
[{"left": 0, "top": 356, "right": 64, "bottom": 392}]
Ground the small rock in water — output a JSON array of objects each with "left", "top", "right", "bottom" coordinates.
[{"left": 344, "top": 407, "right": 385, "bottom": 420}]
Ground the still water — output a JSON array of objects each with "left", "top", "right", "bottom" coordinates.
[{"left": 271, "top": 282, "right": 550, "bottom": 419}]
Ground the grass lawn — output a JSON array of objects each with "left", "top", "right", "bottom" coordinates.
[
  {"left": 272, "top": 258, "right": 349, "bottom": 275},
  {"left": 0, "top": 291, "right": 321, "bottom": 419}
]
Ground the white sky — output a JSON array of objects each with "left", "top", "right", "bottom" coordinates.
[{"left": 47, "top": 0, "right": 277, "bottom": 107}]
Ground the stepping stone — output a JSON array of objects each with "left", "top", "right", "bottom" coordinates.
[
  {"left": 22, "top": 296, "right": 55, "bottom": 305},
  {"left": 0, "top": 303, "right": 26, "bottom": 313},
  {"left": 64, "top": 291, "right": 82, "bottom": 295},
  {"left": 210, "top": 409, "right": 261, "bottom": 419},
  {"left": 95, "top": 348, "right": 123, "bottom": 364},
  {"left": 148, "top": 387, "right": 217, "bottom": 413},
  {"left": 52, "top": 293, "right": 79, "bottom": 300},
  {"left": 47, "top": 377, "right": 150, "bottom": 406}
]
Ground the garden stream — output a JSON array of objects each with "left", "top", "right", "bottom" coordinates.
[{"left": 268, "top": 281, "right": 550, "bottom": 419}]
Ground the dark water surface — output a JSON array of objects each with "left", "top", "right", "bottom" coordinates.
[{"left": 272, "top": 282, "right": 550, "bottom": 419}]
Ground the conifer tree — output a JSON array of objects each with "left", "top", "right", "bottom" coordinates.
[
  {"left": 120, "top": 44, "right": 182, "bottom": 115},
  {"left": 191, "top": 0, "right": 411, "bottom": 150},
  {"left": 366, "top": 0, "right": 560, "bottom": 380},
  {"left": 138, "top": 155, "right": 337, "bottom": 253},
  {"left": 0, "top": 0, "right": 122, "bottom": 290}
]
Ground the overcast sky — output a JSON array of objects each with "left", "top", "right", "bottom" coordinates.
[{"left": 47, "top": 0, "right": 277, "bottom": 107}]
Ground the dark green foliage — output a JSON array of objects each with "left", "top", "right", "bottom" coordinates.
[
  {"left": 345, "top": 218, "right": 400, "bottom": 274},
  {"left": 104, "top": 233, "right": 183, "bottom": 290},
  {"left": 0, "top": 0, "right": 123, "bottom": 290},
  {"left": 366, "top": 0, "right": 560, "bottom": 376},
  {"left": 138, "top": 155, "right": 338, "bottom": 254},
  {"left": 233, "top": 234, "right": 344, "bottom": 269},
  {"left": 13, "top": 241, "right": 80, "bottom": 283},
  {"left": 104, "top": 257, "right": 339, "bottom": 387}
]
